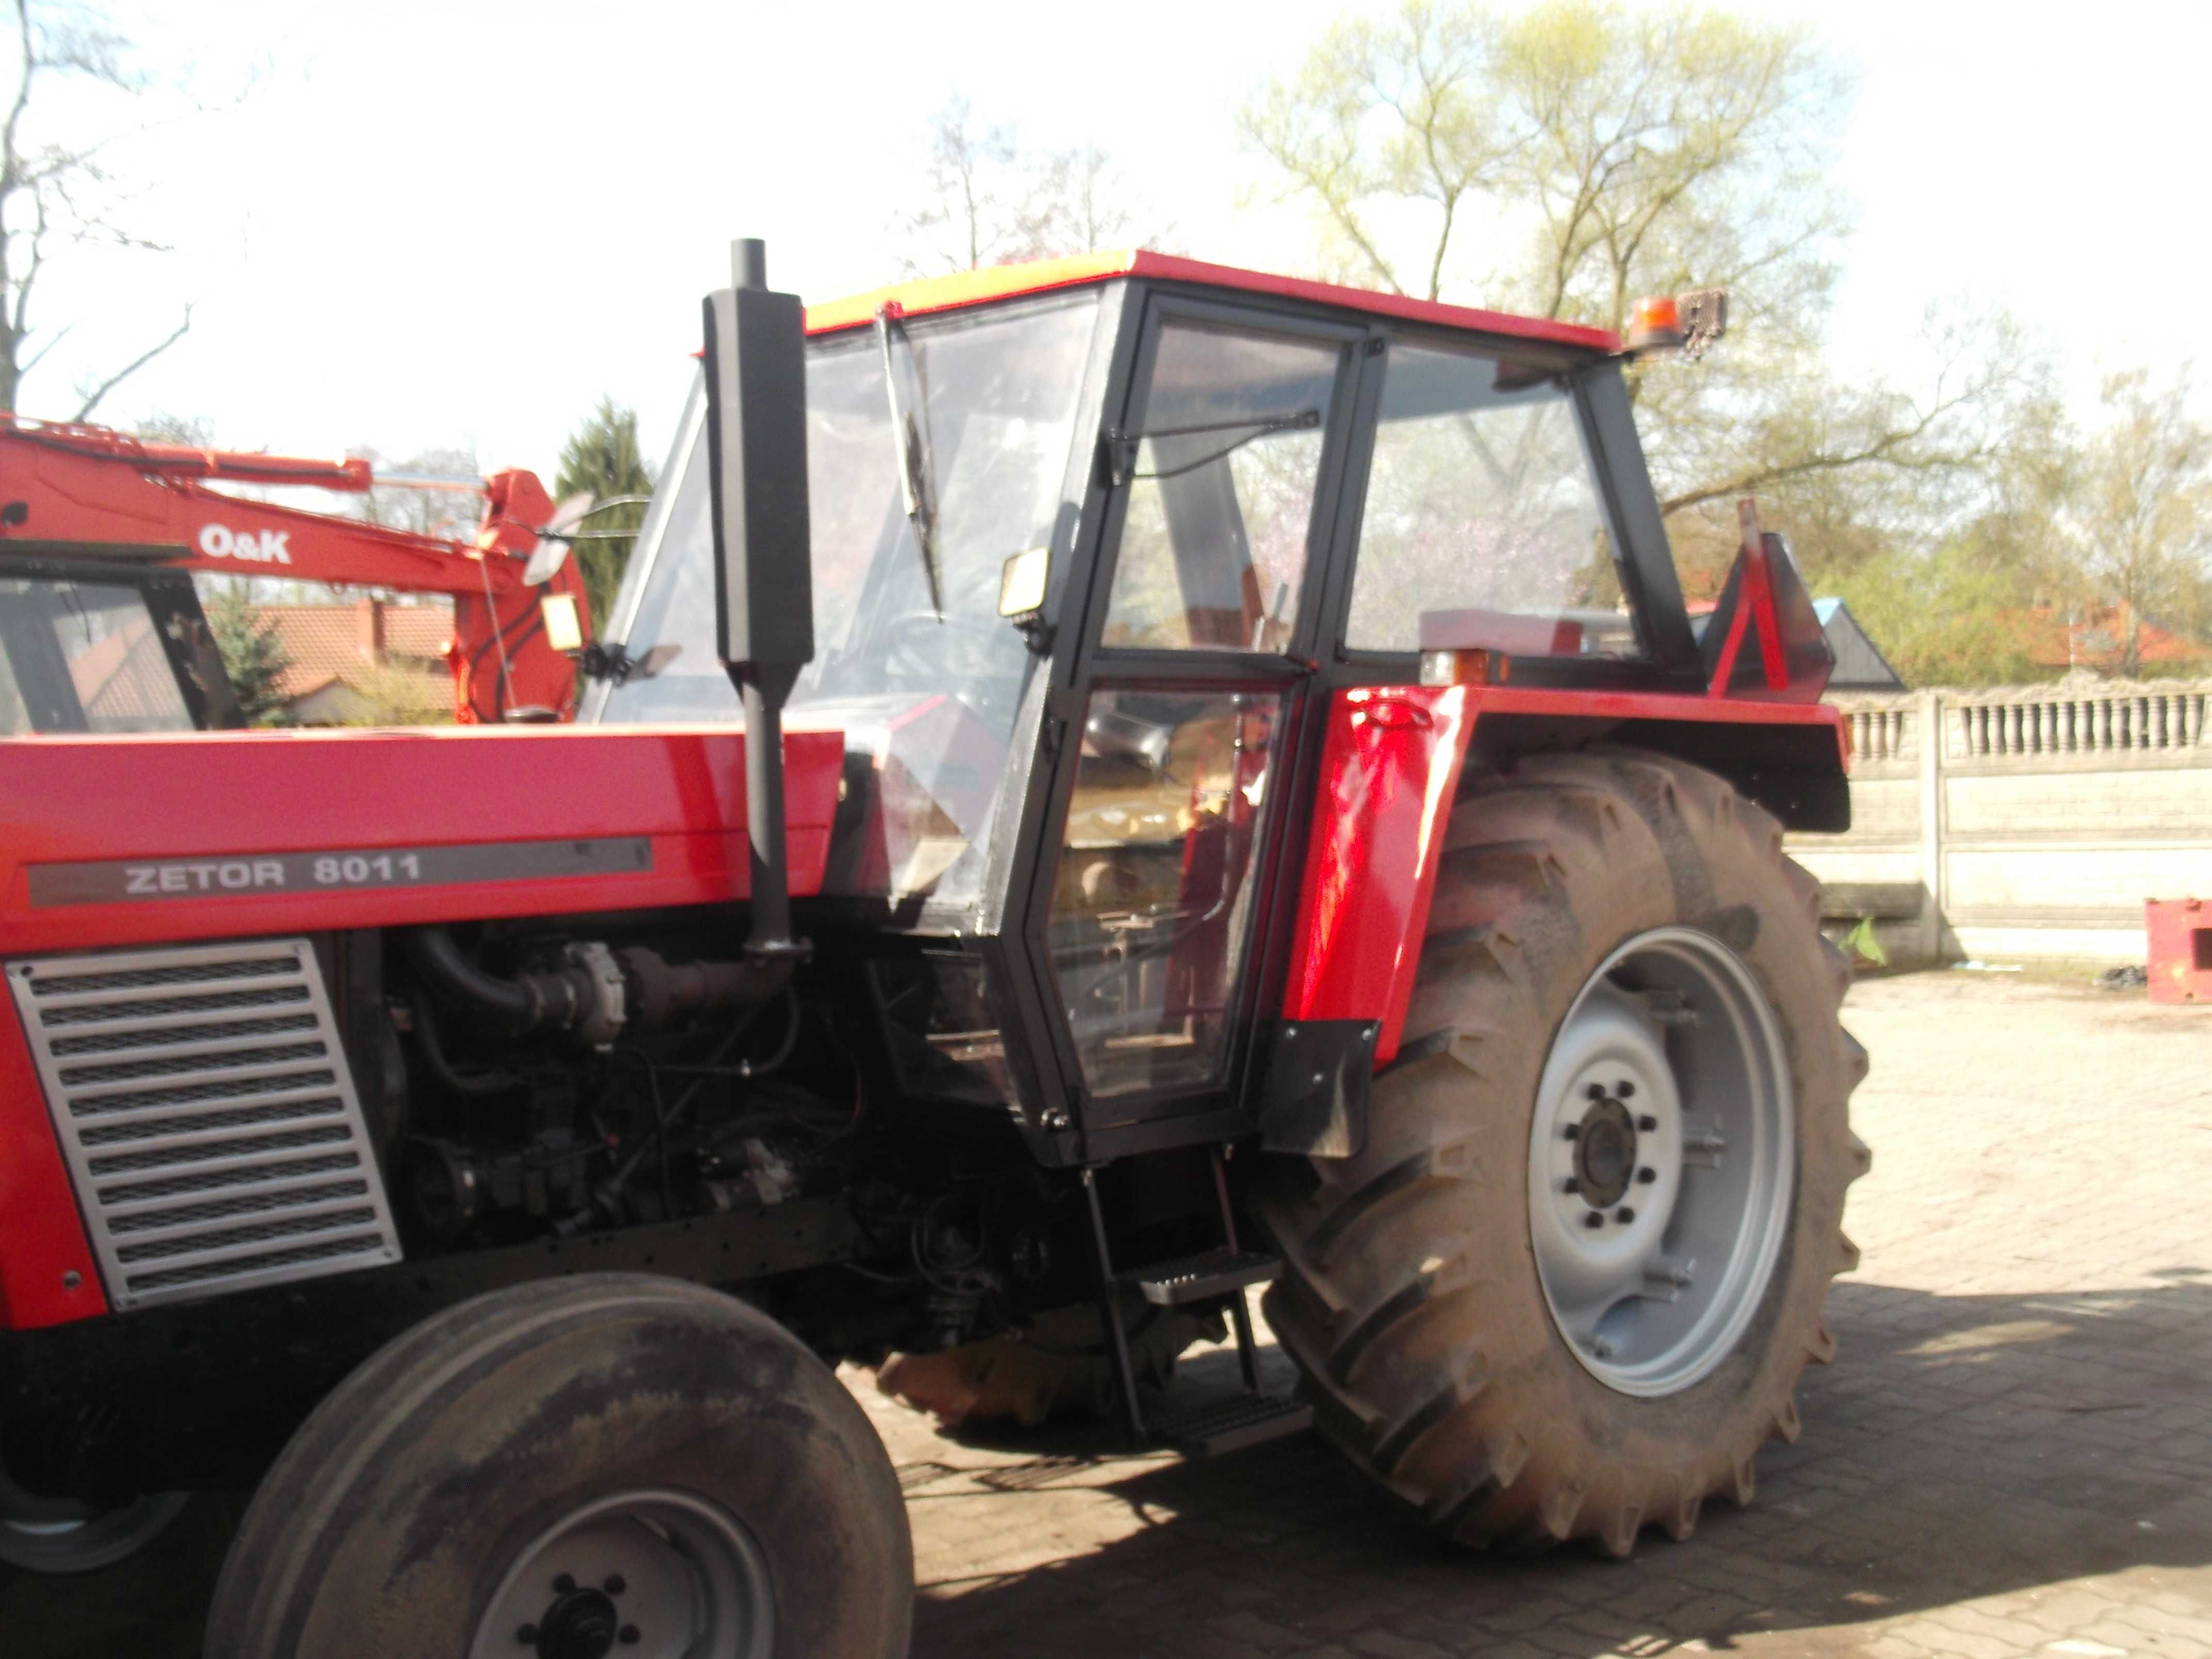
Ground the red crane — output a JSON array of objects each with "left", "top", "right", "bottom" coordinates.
[{"left": 0, "top": 417, "right": 593, "bottom": 722}]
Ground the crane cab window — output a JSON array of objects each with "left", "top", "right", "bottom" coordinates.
[
  {"left": 0, "top": 577, "right": 195, "bottom": 734},
  {"left": 1345, "top": 343, "right": 1639, "bottom": 660},
  {"left": 1100, "top": 322, "right": 1342, "bottom": 654}
]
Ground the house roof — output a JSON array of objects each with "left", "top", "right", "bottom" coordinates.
[
  {"left": 249, "top": 599, "right": 451, "bottom": 702},
  {"left": 1812, "top": 597, "right": 1908, "bottom": 691},
  {"left": 803, "top": 250, "right": 1622, "bottom": 353},
  {"left": 2012, "top": 603, "right": 2212, "bottom": 671}
]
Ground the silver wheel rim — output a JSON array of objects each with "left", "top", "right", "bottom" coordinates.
[
  {"left": 1527, "top": 926, "right": 1795, "bottom": 1397},
  {"left": 0, "top": 1463, "right": 189, "bottom": 1573},
  {"left": 469, "top": 1489, "right": 773, "bottom": 1659}
]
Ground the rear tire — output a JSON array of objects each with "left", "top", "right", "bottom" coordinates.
[
  {"left": 1253, "top": 749, "right": 1869, "bottom": 1555},
  {"left": 205, "top": 1273, "right": 912, "bottom": 1658}
]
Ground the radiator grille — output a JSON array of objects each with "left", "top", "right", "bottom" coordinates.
[{"left": 8, "top": 939, "right": 402, "bottom": 1309}]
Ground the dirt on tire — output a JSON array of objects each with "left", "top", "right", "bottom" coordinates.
[{"left": 1252, "top": 747, "right": 1870, "bottom": 1555}]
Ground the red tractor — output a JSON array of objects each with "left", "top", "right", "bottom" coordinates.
[
  {"left": 0, "top": 420, "right": 596, "bottom": 727},
  {"left": 0, "top": 244, "right": 1865, "bottom": 1655}
]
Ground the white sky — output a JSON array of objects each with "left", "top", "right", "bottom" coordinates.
[{"left": 22, "top": 0, "right": 2211, "bottom": 483}]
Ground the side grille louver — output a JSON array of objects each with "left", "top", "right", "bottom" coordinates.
[{"left": 8, "top": 939, "right": 403, "bottom": 1309}]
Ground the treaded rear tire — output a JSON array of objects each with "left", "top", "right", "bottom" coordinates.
[
  {"left": 204, "top": 1272, "right": 912, "bottom": 1657},
  {"left": 1253, "top": 748, "right": 1869, "bottom": 1555}
]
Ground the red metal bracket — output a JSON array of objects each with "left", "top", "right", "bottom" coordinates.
[{"left": 1707, "top": 498, "right": 1789, "bottom": 696}]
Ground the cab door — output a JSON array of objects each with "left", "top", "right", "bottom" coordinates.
[{"left": 1021, "top": 297, "right": 1373, "bottom": 1154}]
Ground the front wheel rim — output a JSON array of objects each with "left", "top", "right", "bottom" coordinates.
[
  {"left": 0, "top": 1463, "right": 189, "bottom": 1573},
  {"left": 1527, "top": 925, "right": 1795, "bottom": 1398},
  {"left": 470, "top": 1488, "right": 773, "bottom": 1659}
]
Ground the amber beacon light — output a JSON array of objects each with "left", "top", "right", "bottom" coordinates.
[{"left": 1625, "top": 287, "right": 1729, "bottom": 359}]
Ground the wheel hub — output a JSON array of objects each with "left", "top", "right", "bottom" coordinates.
[
  {"left": 471, "top": 1490, "right": 772, "bottom": 1659},
  {"left": 1571, "top": 1094, "right": 1639, "bottom": 1209},
  {"left": 1527, "top": 927, "right": 1795, "bottom": 1397},
  {"left": 532, "top": 1585, "right": 622, "bottom": 1659}
]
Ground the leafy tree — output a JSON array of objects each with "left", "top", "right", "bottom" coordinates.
[
  {"left": 553, "top": 398, "right": 654, "bottom": 636},
  {"left": 204, "top": 580, "right": 292, "bottom": 725},
  {"left": 1, "top": 1, "right": 194, "bottom": 418},
  {"left": 1240, "top": 1, "right": 2029, "bottom": 579},
  {"left": 2066, "top": 369, "right": 2211, "bottom": 678}
]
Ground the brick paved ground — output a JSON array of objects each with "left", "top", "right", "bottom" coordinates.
[{"left": 866, "top": 972, "right": 2212, "bottom": 1659}]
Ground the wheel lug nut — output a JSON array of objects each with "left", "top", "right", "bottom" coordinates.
[
  {"left": 1583, "top": 1212, "right": 1604, "bottom": 1229},
  {"left": 604, "top": 1574, "right": 626, "bottom": 1596},
  {"left": 1636, "top": 1166, "right": 1656, "bottom": 1184},
  {"left": 1585, "top": 1082, "right": 1606, "bottom": 1100},
  {"left": 1562, "top": 1177, "right": 1580, "bottom": 1195},
  {"left": 1563, "top": 1123, "right": 1580, "bottom": 1140},
  {"left": 620, "top": 1627, "right": 642, "bottom": 1646},
  {"left": 1615, "top": 1207, "right": 1636, "bottom": 1224},
  {"left": 553, "top": 1574, "right": 575, "bottom": 1595},
  {"left": 1617, "top": 1080, "right": 1635, "bottom": 1097},
  {"left": 1637, "top": 1114, "right": 1657, "bottom": 1132},
  {"left": 517, "top": 1626, "right": 539, "bottom": 1646}
]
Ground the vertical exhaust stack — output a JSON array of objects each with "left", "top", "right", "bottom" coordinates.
[{"left": 704, "top": 237, "right": 815, "bottom": 967}]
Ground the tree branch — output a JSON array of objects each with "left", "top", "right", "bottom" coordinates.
[{"left": 70, "top": 303, "right": 190, "bottom": 421}]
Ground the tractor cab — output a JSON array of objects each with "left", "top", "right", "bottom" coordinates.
[
  {"left": 0, "top": 546, "right": 240, "bottom": 735},
  {"left": 587, "top": 251, "right": 1744, "bottom": 1159}
]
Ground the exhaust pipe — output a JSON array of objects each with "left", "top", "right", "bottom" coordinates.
[{"left": 703, "top": 237, "right": 814, "bottom": 969}]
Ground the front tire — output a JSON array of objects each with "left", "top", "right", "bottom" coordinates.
[
  {"left": 205, "top": 1274, "right": 913, "bottom": 1658},
  {"left": 1254, "top": 749, "right": 1869, "bottom": 1555}
]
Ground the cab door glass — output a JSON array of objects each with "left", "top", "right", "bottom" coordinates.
[
  {"left": 1101, "top": 323, "right": 1342, "bottom": 653},
  {"left": 1344, "top": 343, "right": 1639, "bottom": 660},
  {"left": 1049, "top": 690, "right": 1283, "bottom": 1098}
]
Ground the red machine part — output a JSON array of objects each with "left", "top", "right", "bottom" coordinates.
[
  {"left": 2146, "top": 897, "right": 2212, "bottom": 1004},
  {"left": 0, "top": 419, "right": 591, "bottom": 723},
  {"left": 1283, "top": 682, "right": 1848, "bottom": 1062},
  {"left": 0, "top": 721, "right": 845, "bottom": 1329}
]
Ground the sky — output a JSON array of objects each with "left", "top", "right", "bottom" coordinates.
[{"left": 17, "top": 0, "right": 2211, "bottom": 487}]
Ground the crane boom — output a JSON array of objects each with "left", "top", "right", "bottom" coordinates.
[{"left": 0, "top": 418, "right": 591, "bottom": 722}]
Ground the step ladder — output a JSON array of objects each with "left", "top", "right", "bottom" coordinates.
[{"left": 1083, "top": 1148, "right": 1313, "bottom": 1457}]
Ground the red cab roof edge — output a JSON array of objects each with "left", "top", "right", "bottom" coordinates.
[{"left": 803, "top": 250, "right": 1620, "bottom": 354}]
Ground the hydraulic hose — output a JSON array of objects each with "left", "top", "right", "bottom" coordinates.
[
  {"left": 404, "top": 925, "right": 588, "bottom": 1035},
  {"left": 404, "top": 926, "right": 797, "bottom": 1043}
]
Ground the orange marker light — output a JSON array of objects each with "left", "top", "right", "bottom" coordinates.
[{"left": 1625, "top": 294, "right": 1684, "bottom": 354}]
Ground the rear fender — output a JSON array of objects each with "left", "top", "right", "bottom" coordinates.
[{"left": 1257, "top": 684, "right": 1846, "bottom": 1157}]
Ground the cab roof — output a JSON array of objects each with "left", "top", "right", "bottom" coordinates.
[{"left": 803, "top": 250, "right": 1620, "bottom": 354}]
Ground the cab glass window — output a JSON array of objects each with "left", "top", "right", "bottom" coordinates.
[
  {"left": 1101, "top": 323, "right": 1342, "bottom": 653},
  {"left": 1048, "top": 690, "right": 1283, "bottom": 1098},
  {"left": 1345, "top": 343, "right": 1638, "bottom": 660}
]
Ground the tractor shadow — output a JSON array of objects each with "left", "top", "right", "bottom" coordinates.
[{"left": 908, "top": 1275, "right": 2212, "bottom": 1657}]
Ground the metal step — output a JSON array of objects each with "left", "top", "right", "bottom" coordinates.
[
  {"left": 1121, "top": 1247, "right": 1281, "bottom": 1307},
  {"left": 1152, "top": 1392, "right": 1313, "bottom": 1458}
]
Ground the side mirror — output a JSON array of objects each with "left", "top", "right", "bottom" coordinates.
[
  {"left": 998, "top": 545, "right": 1048, "bottom": 619},
  {"left": 521, "top": 537, "right": 571, "bottom": 589}
]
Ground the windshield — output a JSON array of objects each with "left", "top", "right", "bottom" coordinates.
[{"left": 591, "top": 289, "right": 1105, "bottom": 909}]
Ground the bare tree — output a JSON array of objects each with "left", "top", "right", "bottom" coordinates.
[
  {"left": 1, "top": 0, "right": 193, "bottom": 420},
  {"left": 891, "top": 96, "right": 1169, "bottom": 276}
]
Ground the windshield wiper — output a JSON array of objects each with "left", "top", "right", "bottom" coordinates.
[
  {"left": 1105, "top": 407, "right": 1321, "bottom": 487},
  {"left": 874, "top": 304, "right": 945, "bottom": 619}
]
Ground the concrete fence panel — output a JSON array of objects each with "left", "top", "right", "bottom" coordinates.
[{"left": 1787, "top": 679, "right": 2212, "bottom": 965}]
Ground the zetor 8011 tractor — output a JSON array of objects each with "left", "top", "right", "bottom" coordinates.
[{"left": 0, "top": 242, "right": 1864, "bottom": 1655}]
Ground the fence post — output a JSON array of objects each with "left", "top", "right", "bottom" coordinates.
[{"left": 1916, "top": 688, "right": 1945, "bottom": 963}]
